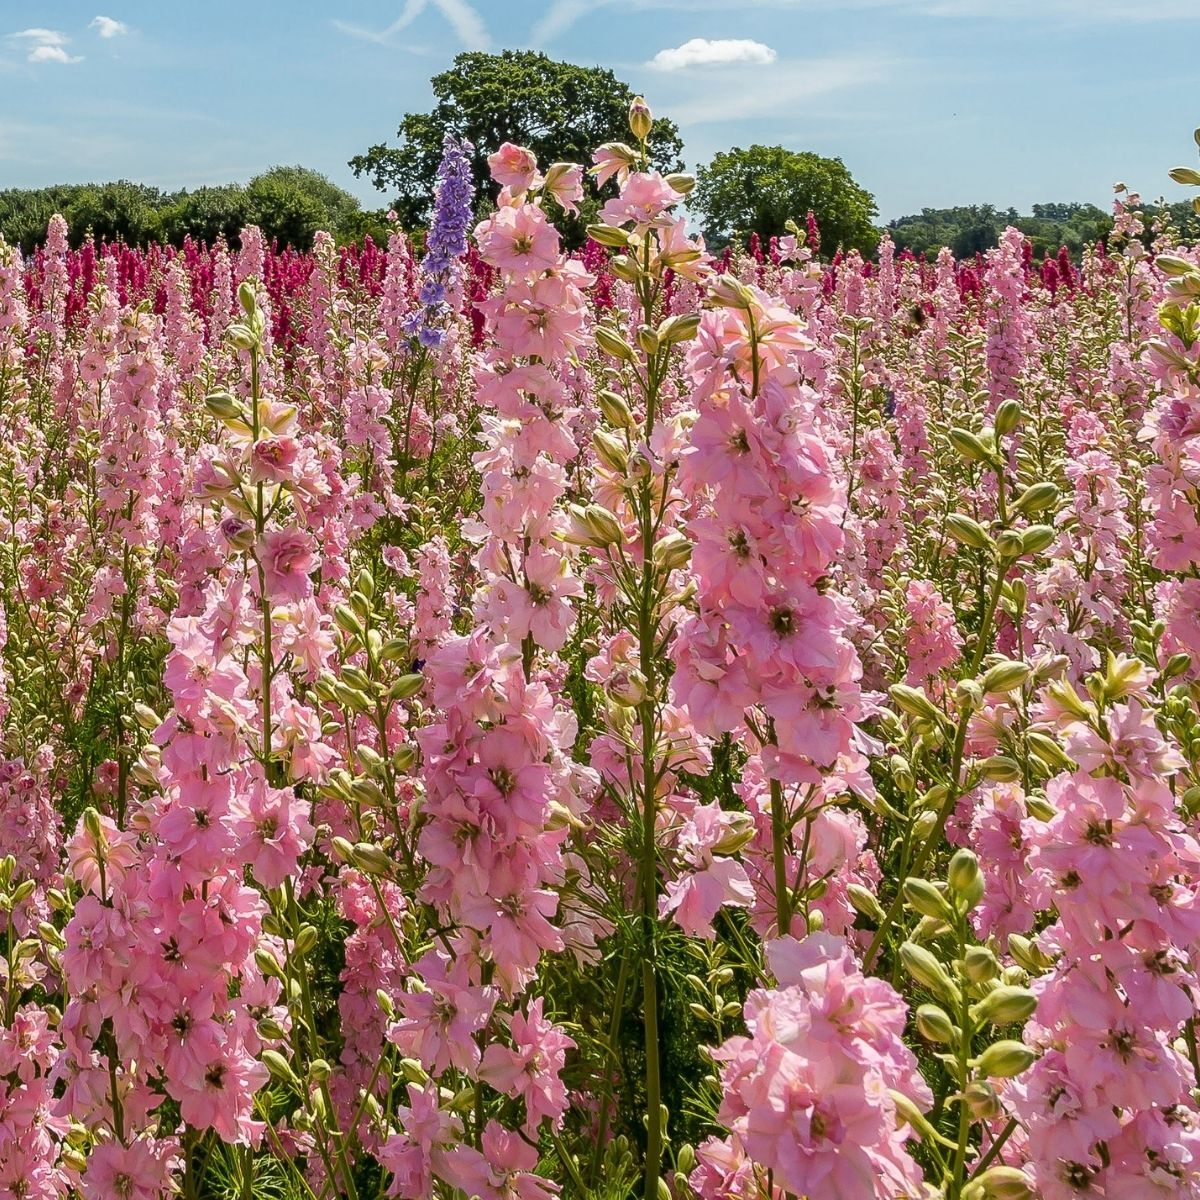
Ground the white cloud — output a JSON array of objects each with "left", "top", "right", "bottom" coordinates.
[
  {"left": 333, "top": 0, "right": 489, "bottom": 49},
  {"left": 650, "top": 37, "right": 777, "bottom": 70},
  {"left": 90, "top": 15, "right": 130, "bottom": 38},
  {"left": 8, "top": 28, "right": 83, "bottom": 64}
]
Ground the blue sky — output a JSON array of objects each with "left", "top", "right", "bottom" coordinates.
[{"left": 2, "top": 0, "right": 1197, "bottom": 221}]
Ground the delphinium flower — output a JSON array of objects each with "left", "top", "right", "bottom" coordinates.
[
  {"left": 1013, "top": 663, "right": 1200, "bottom": 1197},
  {"left": 692, "top": 934, "right": 928, "bottom": 1200}
]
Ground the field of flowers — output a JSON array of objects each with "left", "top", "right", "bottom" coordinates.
[{"left": 1, "top": 104, "right": 1200, "bottom": 1200}]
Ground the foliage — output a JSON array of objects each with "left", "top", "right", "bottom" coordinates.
[
  {"left": 691, "top": 142, "right": 879, "bottom": 253},
  {"left": 348, "top": 50, "right": 684, "bottom": 231}
]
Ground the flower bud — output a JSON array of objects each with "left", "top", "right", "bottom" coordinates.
[
  {"left": 653, "top": 531, "right": 692, "bottom": 572},
  {"left": 963, "top": 1080, "right": 1003, "bottom": 1119},
  {"left": 389, "top": 673, "right": 425, "bottom": 701},
  {"left": 707, "top": 274, "right": 756, "bottom": 310},
  {"left": 980, "top": 755, "right": 1022, "bottom": 783},
  {"left": 948, "top": 849, "right": 983, "bottom": 904},
  {"left": 658, "top": 313, "right": 700, "bottom": 345},
  {"left": 593, "top": 429, "right": 630, "bottom": 473},
  {"left": 309, "top": 1058, "right": 332, "bottom": 1083},
  {"left": 585, "top": 504, "right": 625, "bottom": 547},
  {"left": 1026, "top": 731, "right": 1074, "bottom": 773},
  {"left": 598, "top": 389, "right": 637, "bottom": 430},
  {"left": 974, "top": 1039, "right": 1038, "bottom": 1078},
  {"left": 903, "top": 878, "right": 956, "bottom": 924},
  {"left": 227, "top": 322, "right": 259, "bottom": 351},
  {"left": 966, "top": 1166, "right": 1035, "bottom": 1200},
  {"left": 293, "top": 924, "right": 319, "bottom": 958},
  {"left": 889, "top": 684, "right": 942, "bottom": 723},
  {"left": 238, "top": 280, "right": 259, "bottom": 316},
  {"left": 1019, "top": 524, "right": 1056, "bottom": 556},
  {"left": 262, "top": 1050, "right": 298, "bottom": 1086},
  {"left": 948, "top": 428, "right": 994, "bottom": 465},
  {"left": 629, "top": 96, "right": 653, "bottom": 141},
  {"left": 900, "top": 942, "right": 959, "bottom": 1004},
  {"left": 963, "top": 945, "right": 1000, "bottom": 982},
  {"left": 946, "top": 513, "right": 993, "bottom": 551},
  {"left": 595, "top": 326, "right": 638, "bottom": 362},
  {"left": 972, "top": 985, "right": 1037, "bottom": 1026},
  {"left": 606, "top": 665, "right": 648, "bottom": 707},
  {"left": 352, "top": 842, "right": 392, "bottom": 876},
  {"left": 257, "top": 1017, "right": 288, "bottom": 1041},
  {"left": 587, "top": 223, "right": 631, "bottom": 249},
  {"left": 915, "top": 1003, "right": 957, "bottom": 1044},
  {"left": 994, "top": 399, "right": 1021, "bottom": 436},
  {"left": 82, "top": 807, "right": 105, "bottom": 846},
  {"left": 1013, "top": 481, "right": 1059, "bottom": 515},
  {"left": 255, "top": 948, "right": 284, "bottom": 979},
  {"left": 205, "top": 390, "right": 242, "bottom": 420},
  {"left": 981, "top": 659, "right": 1031, "bottom": 695},
  {"left": 995, "top": 529, "right": 1026, "bottom": 559},
  {"left": 846, "top": 883, "right": 886, "bottom": 923}
]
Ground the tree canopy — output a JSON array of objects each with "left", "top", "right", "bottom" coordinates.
[
  {"left": 887, "top": 203, "right": 1117, "bottom": 259},
  {"left": 0, "top": 167, "right": 373, "bottom": 252},
  {"left": 348, "top": 50, "right": 684, "bottom": 230},
  {"left": 691, "top": 144, "right": 879, "bottom": 255}
]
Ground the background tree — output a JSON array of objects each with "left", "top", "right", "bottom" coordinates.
[
  {"left": 157, "top": 184, "right": 251, "bottom": 247},
  {"left": 349, "top": 50, "right": 684, "bottom": 232},
  {"left": 692, "top": 144, "right": 879, "bottom": 254},
  {"left": 887, "top": 203, "right": 1116, "bottom": 259}
]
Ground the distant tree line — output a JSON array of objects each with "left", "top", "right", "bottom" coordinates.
[
  {"left": 887, "top": 200, "right": 1200, "bottom": 260},
  {"left": 0, "top": 166, "right": 389, "bottom": 253}
]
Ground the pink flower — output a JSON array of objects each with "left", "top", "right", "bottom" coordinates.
[
  {"left": 478, "top": 999, "right": 575, "bottom": 1132},
  {"left": 488, "top": 142, "right": 540, "bottom": 192},
  {"left": 475, "top": 205, "right": 560, "bottom": 276},
  {"left": 82, "top": 1137, "right": 180, "bottom": 1200},
  {"left": 600, "top": 172, "right": 683, "bottom": 228},
  {"left": 231, "top": 777, "right": 314, "bottom": 889},
  {"left": 257, "top": 527, "right": 316, "bottom": 601}
]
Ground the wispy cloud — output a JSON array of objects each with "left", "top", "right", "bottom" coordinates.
[
  {"left": 90, "top": 15, "right": 130, "bottom": 39},
  {"left": 8, "top": 28, "right": 83, "bottom": 65},
  {"left": 531, "top": 0, "right": 1200, "bottom": 43},
  {"left": 650, "top": 37, "right": 776, "bottom": 70},
  {"left": 665, "top": 53, "right": 886, "bottom": 124},
  {"left": 333, "top": 0, "right": 490, "bottom": 49}
]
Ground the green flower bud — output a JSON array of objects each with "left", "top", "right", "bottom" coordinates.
[
  {"left": 629, "top": 96, "right": 653, "bottom": 141},
  {"left": 903, "top": 877, "right": 956, "bottom": 923},
  {"left": 293, "top": 924, "right": 319, "bottom": 958},
  {"left": 595, "top": 326, "right": 637, "bottom": 362},
  {"left": 598, "top": 389, "right": 636, "bottom": 430},
  {"left": 900, "top": 942, "right": 959, "bottom": 1004},
  {"left": 975, "top": 1039, "right": 1038, "bottom": 1078},
  {"left": 994, "top": 399, "right": 1022, "bottom": 436},
  {"left": 946, "top": 513, "right": 993, "bottom": 551},
  {"left": 846, "top": 883, "right": 886, "bottom": 923},
  {"left": 948, "top": 849, "right": 982, "bottom": 896},
  {"left": 889, "top": 684, "right": 942, "bottom": 723},
  {"left": 948, "top": 427, "right": 994, "bottom": 464},
  {"left": 963, "top": 945, "right": 1000, "bottom": 982},
  {"left": 980, "top": 659, "right": 1031, "bottom": 695},
  {"left": 352, "top": 842, "right": 392, "bottom": 876},
  {"left": 262, "top": 1049, "right": 298, "bottom": 1085},
  {"left": 972, "top": 985, "right": 1038, "bottom": 1026},
  {"left": 1013, "top": 481, "right": 1059, "bottom": 515},
  {"left": 915, "top": 1003, "right": 957, "bottom": 1044},
  {"left": 1020, "top": 524, "right": 1056, "bottom": 556},
  {"left": 389, "top": 673, "right": 426, "bottom": 701}
]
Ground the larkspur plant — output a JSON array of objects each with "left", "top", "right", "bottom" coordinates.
[{"left": 1, "top": 99, "right": 1200, "bottom": 1200}]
